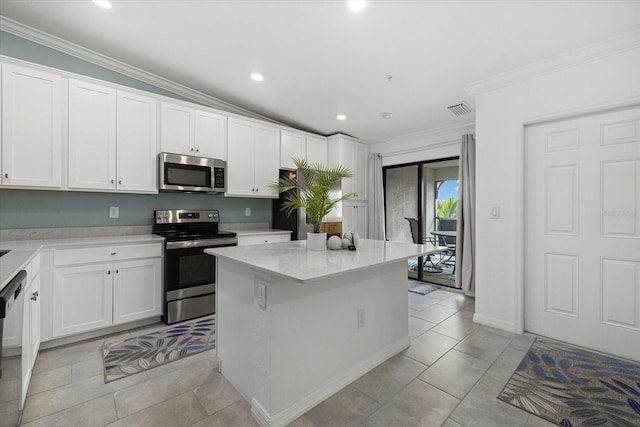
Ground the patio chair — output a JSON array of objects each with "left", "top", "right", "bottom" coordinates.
[{"left": 436, "top": 217, "right": 457, "bottom": 273}]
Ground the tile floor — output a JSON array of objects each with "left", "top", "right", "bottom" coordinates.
[{"left": 20, "top": 283, "right": 555, "bottom": 427}]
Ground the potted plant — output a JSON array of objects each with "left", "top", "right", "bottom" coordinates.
[{"left": 270, "top": 158, "right": 356, "bottom": 250}]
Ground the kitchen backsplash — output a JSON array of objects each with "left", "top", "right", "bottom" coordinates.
[{"left": 0, "top": 190, "right": 271, "bottom": 229}]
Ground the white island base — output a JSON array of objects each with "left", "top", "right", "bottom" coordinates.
[{"left": 217, "top": 258, "right": 409, "bottom": 426}]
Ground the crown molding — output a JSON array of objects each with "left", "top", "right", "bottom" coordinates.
[
  {"left": 0, "top": 16, "right": 280, "bottom": 124},
  {"left": 464, "top": 29, "right": 640, "bottom": 96}
]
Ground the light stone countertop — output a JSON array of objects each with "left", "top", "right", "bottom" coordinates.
[
  {"left": 205, "top": 238, "right": 446, "bottom": 284},
  {"left": 0, "top": 234, "right": 164, "bottom": 292}
]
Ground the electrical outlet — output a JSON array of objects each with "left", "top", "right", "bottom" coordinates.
[
  {"left": 357, "top": 308, "right": 365, "bottom": 328},
  {"left": 490, "top": 206, "right": 500, "bottom": 219},
  {"left": 245, "top": 207, "right": 251, "bottom": 217},
  {"left": 109, "top": 206, "right": 119, "bottom": 219},
  {"left": 257, "top": 283, "right": 267, "bottom": 309}
]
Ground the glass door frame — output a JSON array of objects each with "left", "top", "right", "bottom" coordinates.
[{"left": 382, "top": 156, "right": 459, "bottom": 283}]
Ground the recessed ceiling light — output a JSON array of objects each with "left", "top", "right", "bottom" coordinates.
[
  {"left": 381, "top": 112, "right": 393, "bottom": 120},
  {"left": 347, "top": 1, "right": 366, "bottom": 12},
  {"left": 250, "top": 72, "right": 264, "bottom": 82},
  {"left": 92, "top": 0, "right": 112, "bottom": 9},
  {"left": 336, "top": 114, "right": 347, "bottom": 121}
]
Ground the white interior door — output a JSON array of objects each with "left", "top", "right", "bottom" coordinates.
[{"left": 525, "top": 106, "right": 640, "bottom": 361}]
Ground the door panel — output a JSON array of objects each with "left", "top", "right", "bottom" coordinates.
[{"left": 525, "top": 106, "right": 640, "bottom": 361}]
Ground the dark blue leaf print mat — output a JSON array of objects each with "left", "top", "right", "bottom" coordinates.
[
  {"left": 498, "top": 338, "right": 640, "bottom": 427},
  {"left": 101, "top": 315, "right": 216, "bottom": 383}
]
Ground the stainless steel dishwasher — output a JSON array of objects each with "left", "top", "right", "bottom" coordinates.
[{"left": 0, "top": 270, "right": 27, "bottom": 427}]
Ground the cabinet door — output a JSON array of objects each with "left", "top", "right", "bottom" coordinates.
[
  {"left": 21, "top": 280, "right": 32, "bottom": 408},
  {"left": 306, "top": 136, "right": 327, "bottom": 167},
  {"left": 113, "top": 258, "right": 162, "bottom": 325},
  {"left": 280, "top": 130, "right": 305, "bottom": 170},
  {"left": 340, "top": 140, "right": 355, "bottom": 195},
  {"left": 68, "top": 79, "right": 116, "bottom": 190},
  {"left": 253, "top": 124, "right": 280, "bottom": 197},
  {"left": 29, "top": 272, "right": 41, "bottom": 366},
  {"left": 354, "top": 204, "right": 368, "bottom": 238},
  {"left": 52, "top": 264, "right": 113, "bottom": 337},
  {"left": 160, "top": 102, "right": 194, "bottom": 155},
  {"left": 195, "top": 110, "right": 226, "bottom": 160},
  {"left": 1, "top": 64, "right": 63, "bottom": 188},
  {"left": 226, "top": 117, "right": 255, "bottom": 196},
  {"left": 352, "top": 142, "right": 368, "bottom": 200},
  {"left": 116, "top": 91, "right": 157, "bottom": 193}
]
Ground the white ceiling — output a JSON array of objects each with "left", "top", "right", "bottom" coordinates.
[{"left": 1, "top": 1, "right": 639, "bottom": 144}]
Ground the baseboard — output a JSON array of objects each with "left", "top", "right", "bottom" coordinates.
[
  {"left": 251, "top": 336, "right": 411, "bottom": 427},
  {"left": 472, "top": 313, "right": 516, "bottom": 333}
]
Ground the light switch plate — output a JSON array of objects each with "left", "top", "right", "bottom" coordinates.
[
  {"left": 109, "top": 206, "right": 119, "bottom": 219},
  {"left": 257, "top": 283, "right": 267, "bottom": 309},
  {"left": 245, "top": 207, "right": 251, "bottom": 217}
]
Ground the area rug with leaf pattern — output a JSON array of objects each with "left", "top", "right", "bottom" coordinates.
[
  {"left": 101, "top": 315, "right": 216, "bottom": 383},
  {"left": 498, "top": 338, "right": 640, "bottom": 427}
]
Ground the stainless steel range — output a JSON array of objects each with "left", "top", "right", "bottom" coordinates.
[{"left": 153, "top": 209, "right": 237, "bottom": 324}]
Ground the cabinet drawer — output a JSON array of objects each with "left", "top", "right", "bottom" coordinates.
[
  {"left": 54, "top": 243, "right": 162, "bottom": 267},
  {"left": 237, "top": 234, "right": 291, "bottom": 246}
]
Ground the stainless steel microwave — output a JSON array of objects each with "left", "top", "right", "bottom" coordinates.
[{"left": 158, "top": 152, "right": 226, "bottom": 193}]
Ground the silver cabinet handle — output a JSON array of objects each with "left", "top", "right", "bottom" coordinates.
[
  {"left": 111, "top": 252, "right": 116, "bottom": 255},
  {"left": 115, "top": 269, "right": 119, "bottom": 274},
  {"left": 196, "top": 148, "right": 199, "bottom": 153},
  {"left": 4, "top": 173, "right": 8, "bottom": 179},
  {"left": 190, "top": 148, "right": 194, "bottom": 152},
  {"left": 110, "top": 179, "right": 114, "bottom": 184},
  {"left": 118, "top": 180, "right": 122, "bottom": 185},
  {"left": 31, "top": 291, "right": 39, "bottom": 301},
  {"left": 107, "top": 270, "right": 111, "bottom": 275}
]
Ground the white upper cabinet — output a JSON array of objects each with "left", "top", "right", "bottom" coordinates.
[
  {"left": 1, "top": 64, "right": 63, "bottom": 188},
  {"left": 68, "top": 80, "right": 157, "bottom": 193},
  {"left": 306, "top": 136, "right": 327, "bottom": 167},
  {"left": 280, "top": 130, "right": 306, "bottom": 169},
  {"left": 116, "top": 91, "right": 158, "bottom": 192},
  {"left": 328, "top": 135, "right": 368, "bottom": 200},
  {"left": 160, "top": 101, "right": 226, "bottom": 160},
  {"left": 68, "top": 79, "right": 117, "bottom": 190},
  {"left": 227, "top": 117, "right": 279, "bottom": 198}
]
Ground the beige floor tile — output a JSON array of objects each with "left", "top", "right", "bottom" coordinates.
[
  {"left": 442, "top": 419, "right": 465, "bottom": 427},
  {"left": 27, "top": 365, "right": 71, "bottom": 396},
  {"left": 189, "top": 400, "right": 259, "bottom": 427},
  {"left": 426, "top": 289, "right": 458, "bottom": 300},
  {"left": 449, "top": 376, "right": 529, "bottom": 427},
  {"left": 437, "top": 293, "right": 472, "bottom": 310},
  {"left": 351, "top": 354, "right": 427, "bottom": 405},
  {"left": 105, "top": 391, "right": 208, "bottom": 427},
  {"left": 407, "top": 293, "right": 439, "bottom": 311},
  {"left": 524, "top": 414, "right": 557, "bottom": 426},
  {"left": 430, "top": 314, "right": 479, "bottom": 340},
  {"left": 509, "top": 334, "right": 536, "bottom": 352},
  {"left": 408, "top": 316, "right": 435, "bottom": 339},
  {"left": 113, "top": 357, "right": 217, "bottom": 418},
  {"left": 71, "top": 357, "right": 104, "bottom": 383},
  {"left": 454, "top": 326, "right": 513, "bottom": 363},
  {"left": 22, "top": 371, "right": 148, "bottom": 423},
  {"left": 289, "top": 386, "right": 380, "bottom": 427},
  {"left": 403, "top": 331, "right": 459, "bottom": 366},
  {"left": 193, "top": 370, "right": 244, "bottom": 415},
  {"left": 20, "top": 394, "right": 117, "bottom": 427},
  {"left": 411, "top": 304, "right": 458, "bottom": 324},
  {"left": 365, "top": 380, "right": 459, "bottom": 427},
  {"left": 418, "top": 350, "right": 491, "bottom": 399}
]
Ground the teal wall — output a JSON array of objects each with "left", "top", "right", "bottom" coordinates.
[
  {"left": 0, "top": 31, "right": 273, "bottom": 229},
  {"left": 0, "top": 190, "right": 271, "bottom": 228}
]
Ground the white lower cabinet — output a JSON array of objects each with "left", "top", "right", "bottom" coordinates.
[
  {"left": 21, "top": 255, "right": 41, "bottom": 408},
  {"left": 342, "top": 202, "right": 368, "bottom": 239},
  {"left": 53, "top": 263, "right": 114, "bottom": 337},
  {"left": 112, "top": 258, "right": 162, "bottom": 325},
  {"left": 51, "top": 243, "right": 162, "bottom": 338}
]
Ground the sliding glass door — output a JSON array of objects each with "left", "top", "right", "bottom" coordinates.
[{"left": 384, "top": 158, "right": 459, "bottom": 286}]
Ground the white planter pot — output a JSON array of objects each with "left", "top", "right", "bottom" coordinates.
[{"left": 306, "top": 232, "right": 327, "bottom": 251}]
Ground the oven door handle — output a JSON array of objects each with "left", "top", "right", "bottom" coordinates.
[{"left": 166, "top": 238, "right": 238, "bottom": 250}]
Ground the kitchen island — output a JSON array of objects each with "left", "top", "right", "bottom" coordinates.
[{"left": 205, "top": 239, "right": 445, "bottom": 427}]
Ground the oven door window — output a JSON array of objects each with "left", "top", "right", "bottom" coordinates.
[
  {"left": 165, "top": 162, "right": 211, "bottom": 188},
  {"left": 165, "top": 246, "right": 215, "bottom": 291}
]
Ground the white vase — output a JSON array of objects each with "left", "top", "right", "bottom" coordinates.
[{"left": 306, "top": 232, "right": 327, "bottom": 251}]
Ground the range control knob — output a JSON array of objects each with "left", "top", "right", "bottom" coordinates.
[{"left": 208, "top": 214, "right": 213, "bottom": 219}]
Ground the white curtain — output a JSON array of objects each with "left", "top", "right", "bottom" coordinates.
[
  {"left": 455, "top": 135, "right": 476, "bottom": 294},
  {"left": 368, "top": 153, "right": 385, "bottom": 240}
]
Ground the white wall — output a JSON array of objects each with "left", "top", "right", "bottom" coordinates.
[{"left": 473, "top": 45, "right": 640, "bottom": 332}]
